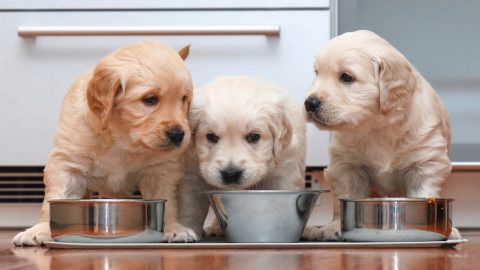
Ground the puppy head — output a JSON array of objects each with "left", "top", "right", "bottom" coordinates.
[
  {"left": 305, "top": 30, "right": 417, "bottom": 131},
  {"left": 190, "top": 76, "right": 293, "bottom": 189},
  {"left": 87, "top": 41, "right": 193, "bottom": 153}
]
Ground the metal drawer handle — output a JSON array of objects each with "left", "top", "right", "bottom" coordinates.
[
  {"left": 451, "top": 162, "right": 480, "bottom": 172},
  {"left": 17, "top": 25, "right": 280, "bottom": 37}
]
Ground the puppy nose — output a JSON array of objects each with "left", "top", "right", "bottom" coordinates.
[
  {"left": 304, "top": 97, "right": 322, "bottom": 113},
  {"left": 165, "top": 128, "right": 185, "bottom": 145},
  {"left": 220, "top": 166, "right": 244, "bottom": 185}
]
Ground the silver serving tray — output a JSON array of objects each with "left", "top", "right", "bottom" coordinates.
[{"left": 44, "top": 239, "right": 468, "bottom": 249}]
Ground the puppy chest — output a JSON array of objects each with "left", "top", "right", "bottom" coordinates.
[
  {"left": 352, "top": 149, "right": 405, "bottom": 194},
  {"left": 86, "top": 168, "right": 138, "bottom": 196},
  {"left": 86, "top": 156, "right": 147, "bottom": 195},
  {"left": 369, "top": 169, "right": 404, "bottom": 195}
]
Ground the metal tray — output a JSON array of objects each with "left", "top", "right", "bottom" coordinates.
[{"left": 44, "top": 239, "right": 468, "bottom": 249}]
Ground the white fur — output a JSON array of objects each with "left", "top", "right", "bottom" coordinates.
[{"left": 178, "top": 76, "right": 307, "bottom": 238}]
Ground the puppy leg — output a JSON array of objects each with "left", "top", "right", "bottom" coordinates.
[
  {"left": 403, "top": 161, "right": 449, "bottom": 198},
  {"left": 12, "top": 163, "right": 87, "bottom": 246},
  {"left": 178, "top": 169, "right": 210, "bottom": 240},
  {"left": 202, "top": 195, "right": 226, "bottom": 238},
  {"left": 403, "top": 161, "right": 461, "bottom": 239},
  {"left": 303, "top": 165, "right": 370, "bottom": 241},
  {"left": 139, "top": 165, "right": 198, "bottom": 242},
  {"left": 203, "top": 217, "right": 224, "bottom": 238}
]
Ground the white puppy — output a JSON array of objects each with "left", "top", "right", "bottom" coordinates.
[
  {"left": 304, "top": 30, "right": 459, "bottom": 240},
  {"left": 179, "top": 75, "right": 307, "bottom": 238}
]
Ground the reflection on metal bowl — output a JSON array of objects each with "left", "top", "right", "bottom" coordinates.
[
  {"left": 341, "top": 198, "right": 453, "bottom": 242},
  {"left": 206, "top": 190, "right": 328, "bottom": 243},
  {"left": 49, "top": 199, "right": 165, "bottom": 243}
]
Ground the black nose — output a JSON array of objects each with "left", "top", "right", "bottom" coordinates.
[
  {"left": 220, "top": 166, "right": 244, "bottom": 185},
  {"left": 166, "top": 128, "right": 185, "bottom": 145},
  {"left": 304, "top": 97, "right": 322, "bottom": 113}
]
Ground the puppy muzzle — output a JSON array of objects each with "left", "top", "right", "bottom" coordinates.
[
  {"left": 304, "top": 96, "right": 322, "bottom": 113},
  {"left": 220, "top": 166, "right": 244, "bottom": 185},
  {"left": 165, "top": 128, "right": 185, "bottom": 146}
]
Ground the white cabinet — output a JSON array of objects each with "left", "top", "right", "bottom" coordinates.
[{"left": 0, "top": 4, "right": 332, "bottom": 166}]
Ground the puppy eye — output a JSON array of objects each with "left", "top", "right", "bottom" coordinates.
[
  {"left": 246, "top": 133, "right": 261, "bottom": 144},
  {"left": 206, "top": 133, "right": 219, "bottom": 144},
  {"left": 182, "top": 95, "right": 188, "bottom": 104},
  {"left": 142, "top": 95, "right": 159, "bottom": 106},
  {"left": 314, "top": 69, "right": 318, "bottom": 76},
  {"left": 340, "top": 73, "right": 354, "bottom": 83}
]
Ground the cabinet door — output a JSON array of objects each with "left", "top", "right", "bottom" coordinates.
[{"left": 0, "top": 10, "right": 331, "bottom": 166}]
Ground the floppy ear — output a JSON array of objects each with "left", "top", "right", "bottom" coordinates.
[
  {"left": 86, "top": 63, "right": 122, "bottom": 130},
  {"left": 178, "top": 44, "right": 191, "bottom": 61},
  {"left": 187, "top": 95, "right": 203, "bottom": 142},
  {"left": 269, "top": 106, "right": 293, "bottom": 165},
  {"left": 378, "top": 53, "right": 417, "bottom": 114}
]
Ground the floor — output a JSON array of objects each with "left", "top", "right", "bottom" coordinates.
[{"left": 1, "top": 230, "right": 479, "bottom": 270}]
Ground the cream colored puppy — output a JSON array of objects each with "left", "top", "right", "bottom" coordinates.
[
  {"left": 304, "top": 30, "right": 459, "bottom": 240},
  {"left": 13, "top": 40, "right": 197, "bottom": 246},
  {"left": 179, "top": 76, "right": 306, "bottom": 238}
]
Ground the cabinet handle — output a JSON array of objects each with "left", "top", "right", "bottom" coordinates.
[
  {"left": 17, "top": 25, "right": 280, "bottom": 37},
  {"left": 452, "top": 162, "right": 480, "bottom": 172}
]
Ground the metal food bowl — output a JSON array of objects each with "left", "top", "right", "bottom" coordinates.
[
  {"left": 206, "top": 190, "right": 327, "bottom": 243},
  {"left": 49, "top": 199, "right": 165, "bottom": 243},
  {"left": 341, "top": 198, "right": 453, "bottom": 242}
]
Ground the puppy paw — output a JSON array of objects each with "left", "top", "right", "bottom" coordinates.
[
  {"left": 449, "top": 227, "right": 462, "bottom": 240},
  {"left": 301, "top": 225, "right": 324, "bottom": 240},
  {"left": 163, "top": 222, "right": 198, "bottom": 243},
  {"left": 203, "top": 224, "right": 224, "bottom": 238},
  {"left": 12, "top": 222, "right": 51, "bottom": 246},
  {"left": 301, "top": 221, "right": 343, "bottom": 241}
]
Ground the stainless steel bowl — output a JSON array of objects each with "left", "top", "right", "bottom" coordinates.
[
  {"left": 341, "top": 198, "right": 453, "bottom": 242},
  {"left": 49, "top": 199, "right": 165, "bottom": 243},
  {"left": 206, "top": 190, "right": 327, "bottom": 243}
]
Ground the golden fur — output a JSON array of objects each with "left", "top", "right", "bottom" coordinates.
[
  {"left": 13, "top": 41, "right": 197, "bottom": 245},
  {"left": 303, "top": 30, "right": 459, "bottom": 240}
]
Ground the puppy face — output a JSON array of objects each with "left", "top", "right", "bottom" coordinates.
[
  {"left": 191, "top": 76, "right": 292, "bottom": 189},
  {"left": 87, "top": 41, "right": 193, "bottom": 153},
  {"left": 305, "top": 30, "right": 416, "bottom": 131}
]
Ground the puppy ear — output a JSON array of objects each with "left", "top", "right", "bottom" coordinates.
[
  {"left": 188, "top": 96, "right": 202, "bottom": 142},
  {"left": 269, "top": 106, "right": 293, "bottom": 165},
  {"left": 86, "top": 63, "right": 122, "bottom": 130},
  {"left": 378, "top": 54, "right": 417, "bottom": 114},
  {"left": 178, "top": 44, "right": 191, "bottom": 60}
]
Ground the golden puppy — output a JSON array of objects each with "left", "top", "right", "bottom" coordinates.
[
  {"left": 303, "top": 30, "right": 459, "bottom": 240},
  {"left": 178, "top": 76, "right": 307, "bottom": 238},
  {"left": 13, "top": 40, "right": 197, "bottom": 245}
]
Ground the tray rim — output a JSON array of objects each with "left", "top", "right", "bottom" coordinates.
[{"left": 43, "top": 239, "right": 469, "bottom": 249}]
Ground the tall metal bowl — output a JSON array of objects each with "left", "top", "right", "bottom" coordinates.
[
  {"left": 206, "top": 190, "right": 327, "bottom": 243},
  {"left": 341, "top": 198, "right": 453, "bottom": 242},
  {"left": 49, "top": 199, "right": 165, "bottom": 243}
]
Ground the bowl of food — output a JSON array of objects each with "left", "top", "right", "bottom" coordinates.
[
  {"left": 206, "top": 190, "right": 327, "bottom": 243},
  {"left": 341, "top": 198, "right": 453, "bottom": 242},
  {"left": 49, "top": 199, "right": 165, "bottom": 243}
]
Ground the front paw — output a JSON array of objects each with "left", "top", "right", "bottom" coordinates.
[
  {"left": 301, "top": 221, "right": 343, "bottom": 241},
  {"left": 203, "top": 224, "right": 224, "bottom": 238},
  {"left": 449, "top": 227, "right": 462, "bottom": 240},
  {"left": 12, "top": 222, "right": 52, "bottom": 246},
  {"left": 163, "top": 222, "right": 198, "bottom": 243}
]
